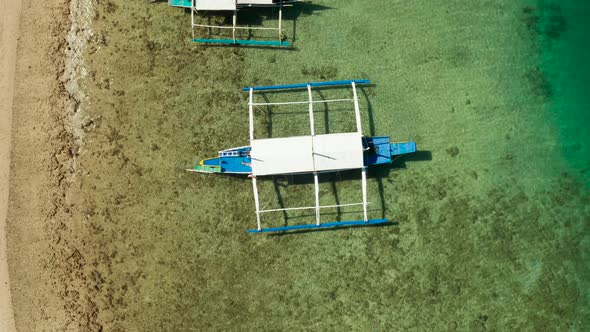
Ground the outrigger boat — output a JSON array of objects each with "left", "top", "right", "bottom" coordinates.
[
  {"left": 189, "top": 79, "right": 417, "bottom": 233},
  {"left": 168, "top": 0, "right": 301, "bottom": 47}
]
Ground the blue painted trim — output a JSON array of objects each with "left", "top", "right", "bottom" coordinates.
[
  {"left": 192, "top": 38, "right": 291, "bottom": 47},
  {"left": 247, "top": 218, "right": 388, "bottom": 233},
  {"left": 390, "top": 141, "right": 417, "bottom": 156},
  {"left": 168, "top": 0, "right": 191, "bottom": 8},
  {"left": 242, "top": 79, "right": 371, "bottom": 92}
]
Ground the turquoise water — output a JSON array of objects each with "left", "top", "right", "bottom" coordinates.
[
  {"left": 538, "top": 1, "right": 590, "bottom": 186},
  {"left": 539, "top": 0, "right": 590, "bottom": 325}
]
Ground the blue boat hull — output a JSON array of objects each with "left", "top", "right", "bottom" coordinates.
[{"left": 192, "top": 136, "right": 416, "bottom": 174}]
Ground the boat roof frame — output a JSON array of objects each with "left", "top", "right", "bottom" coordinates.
[
  {"left": 244, "top": 79, "right": 385, "bottom": 233},
  {"left": 190, "top": 0, "right": 294, "bottom": 47}
]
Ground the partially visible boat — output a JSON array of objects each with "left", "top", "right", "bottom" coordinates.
[{"left": 168, "top": 0, "right": 303, "bottom": 47}]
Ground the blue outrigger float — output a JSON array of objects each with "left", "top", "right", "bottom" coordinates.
[
  {"left": 189, "top": 79, "right": 416, "bottom": 233},
  {"left": 168, "top": 0, "right": 301, "bottom": 47}
]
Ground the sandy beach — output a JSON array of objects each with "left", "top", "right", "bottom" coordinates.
[
  {"left": 4, "top": 0, "right": 100, "bottom": 329},
  {"left": 1, "top": 0, "right": 21, "bottom": 330}
]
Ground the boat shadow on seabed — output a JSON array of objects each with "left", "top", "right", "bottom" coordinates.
[
  {"left": 266, "top": 152, "right": 432, "bottom": 236},
  {"left": 248, "top": 86, "right": 431, "bottom": 235},
  {"left": 189, "top": 80, "right": 430, "bottom": 234}
]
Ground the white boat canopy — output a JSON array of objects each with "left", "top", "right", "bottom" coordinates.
[
  {"left": 195, "top": 0, "right": 279, "bottom": 11},
  {"left": 195, "top": 0, "right": 236, "bottom": 10},
  {"left": 251, "top": 133, "right": 364, "bottom": 176}
]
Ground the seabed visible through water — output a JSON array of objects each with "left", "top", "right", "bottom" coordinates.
[{"left": 69, "top": 0, "right": 590, "bottom": 330}]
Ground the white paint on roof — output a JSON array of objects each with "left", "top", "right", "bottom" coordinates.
[
  {"left": 195, "top": 0, "right": 236, "bottom": 10},
  {"left": 251, "top": 136, "right": 314, "bottom": 175},
  {"left": 195, "top": 0, "right": 277, "bottom": 10},
  {"left": 236, "top": 0, "right": 275, "bottom": 5},
  {"left": 251, "top": 133, "right": 364, "bottom": 176},
  {"left": 312, "top": 133, "right": 363, "bottom": 172}
]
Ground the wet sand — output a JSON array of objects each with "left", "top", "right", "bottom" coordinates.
[{"left": 0, "top": 0, "right": 22, "bottom": 330}]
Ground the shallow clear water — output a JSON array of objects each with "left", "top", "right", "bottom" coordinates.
[{"left": 77, "top": 0, "right": 589, "bottom": 330}]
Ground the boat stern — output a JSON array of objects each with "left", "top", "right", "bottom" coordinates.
[
  {"left": 390, "top": 141, "right": 417, "bottom": 156},
  {"left": 364, "top": 137, "right": 417, "bottom": 166}
]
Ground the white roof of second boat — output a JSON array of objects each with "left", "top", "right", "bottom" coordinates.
[
  {"left": 251, "top": 133, "right": 364, "bottom": 176},
  {"left": 195, "top": 0, "right": 236, "bottom": 10},
  {"left": 195, "top": 0, "right": 276, "bottom": 11}
]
